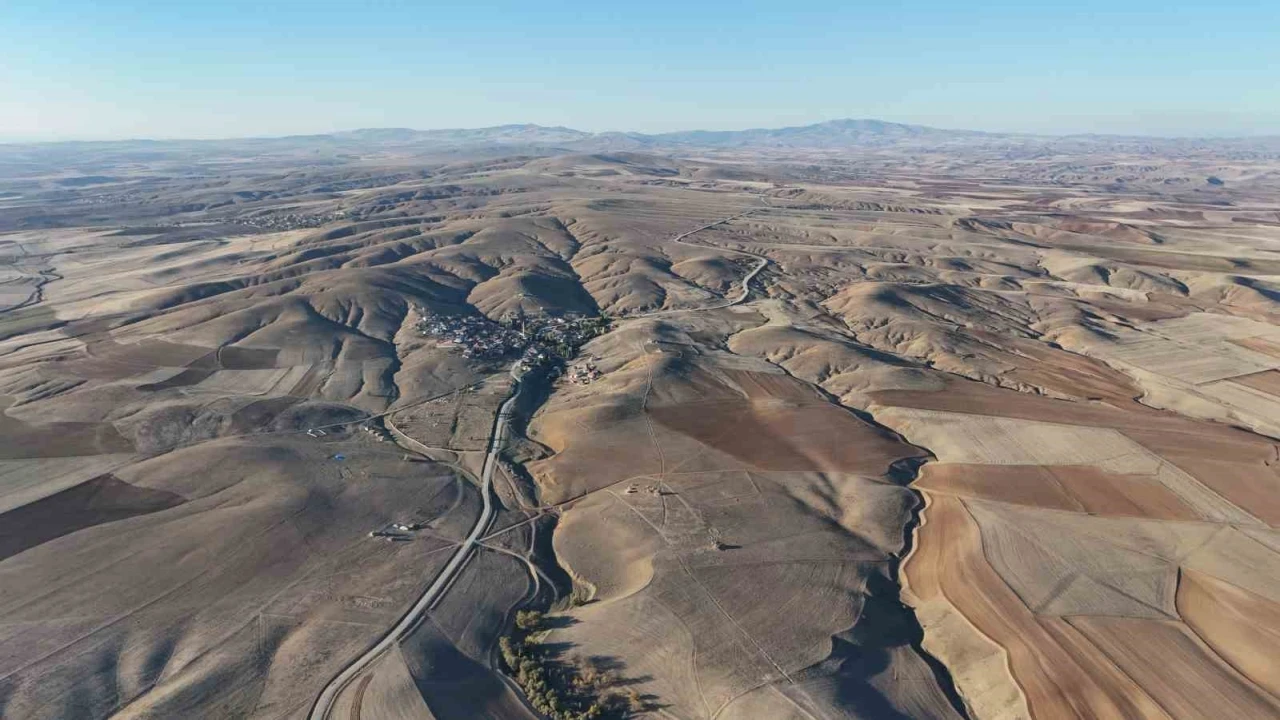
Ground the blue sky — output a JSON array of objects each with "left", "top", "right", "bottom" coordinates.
[{"left": 2, "top": 0, "right": 1277, "bottom": 140}]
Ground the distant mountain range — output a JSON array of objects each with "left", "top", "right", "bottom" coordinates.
[
  {"left": 3, "top": 120, "right": 1278, "bottom": 164},
  {"left": 323, "top": 120, "right": 1279, "bottom": 158},
  {"left": 328, "top": 119, "right": 992, "bottom": 150}
]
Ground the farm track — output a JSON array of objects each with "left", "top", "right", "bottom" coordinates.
[{"left": 0, "top": 240, "right": 62, "bottom": 314}]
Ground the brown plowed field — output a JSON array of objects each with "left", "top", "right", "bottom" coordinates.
[
  {"left": 915, "top": 463, "right": 1202, "bottom": 521},
  {"left": 906, "top": 494, "right": 1172, "bottom": 719},
  {"left": 1177, "top": 569, "right": 1280, "bottom": 697},
  {"left": 0, "top": 473, "right": 183, "bottom": 561},
  {"left": 651, "top": 399, "right": 922, "bottom": 475},
  {"left": 887, "top": 368, "right": 1280, "bottom": 719},
  {"left": 1229, "top": 368, "right": 1280, "bottom": 396}
]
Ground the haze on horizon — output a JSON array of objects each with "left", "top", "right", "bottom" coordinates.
[{"left": 3, "top": 0, "right": 1278, "bottom": 142}]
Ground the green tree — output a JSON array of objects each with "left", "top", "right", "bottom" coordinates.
[
  {"left": 498, "top": 636, "right": 521, "bottom": 669},
  {"left": 515, "top": 609, "right": 544, "bottom": 631}
]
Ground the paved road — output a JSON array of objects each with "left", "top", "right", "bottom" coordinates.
[
  {"left": 309, "top": 364, "right": 524, "bottom": 720},
  {"left": 644, "top": 204, "right": 771, "bottom": 316},
  {"left": 309, "top": 199, "right": 770, "bottom": 718}
]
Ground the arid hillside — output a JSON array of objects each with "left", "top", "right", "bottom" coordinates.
[{"left": 2, "top": 137, "right": 1279, "bottom": 719}]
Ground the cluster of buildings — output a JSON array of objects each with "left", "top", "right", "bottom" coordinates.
[
  {"left": 565, "top": 359, "right": 602, "bottom": 385},
  {"left": 359, "top": 423, "right": 392, "bottom": 442},
  {"left": 233, "top": 208, "right": 357, "bottom": 231},
  {"left": 416, "top": 311, "right": 528, "bottom": 360},
  {"left": 526, "top": 314, "right": 611, "bottom": 355},
  {"left": 414, "top": 308, "right": 611, "bottom": 369},
  {"left": 517, "top": 345, "right": 551, "bottom": 373},
  {"left": 369, "top": 521, "right": 423, "bottom": 542}
]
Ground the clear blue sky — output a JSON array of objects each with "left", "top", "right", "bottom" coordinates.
[{"left": 2, "top": 0, "right": 1277, "bottom": 141}]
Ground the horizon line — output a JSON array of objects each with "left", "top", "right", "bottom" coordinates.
[{"left": 3, "top": 117, "right": 1279, "bottom": 147}]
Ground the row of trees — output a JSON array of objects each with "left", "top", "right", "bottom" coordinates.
[{"left": 498, "top": 611, "right": 643, "bottom": 720}]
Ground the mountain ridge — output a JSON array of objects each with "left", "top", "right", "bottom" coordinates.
[{"left": 3, "top": 119, "right": 1278, "bottom": 157}]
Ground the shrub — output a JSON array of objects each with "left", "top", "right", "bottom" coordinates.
[
  {"left": 515, "top": 609, "right": 544, "bottom": 631},
  {"left": 498, "top": 636, "right": 524, "bottom": 669},
  {"left": 626, "top": 687, "right": 644, "bottom": 712}
]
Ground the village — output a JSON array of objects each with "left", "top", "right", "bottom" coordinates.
[
  {"left": 413, "top": 306, "right": 610, "bottom": 377},
  {"left": 232, "top": 207, "right": 365, "bottom": 231}
]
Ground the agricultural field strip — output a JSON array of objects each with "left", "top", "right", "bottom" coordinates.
[
  {"left": 0, "top": 495, "right": 341, "bottom": 686},
  {"left": 602, "top": 485, "right": 798, "bottom": 686},
  {"left": 183, "top": 367, "right": 301, "bottom": 396},
  {"left": 1103, "top": 317, "right": 1280, "bottom": 386},
  {"left": 877, "top": 406, "right": 1263, "bottom": 525},
  {"left": 0, "top": 454, "right": 137, "bottom": 513},
  {"left": 1194, "top": 380, "right": 1280, "bottom": 437}
]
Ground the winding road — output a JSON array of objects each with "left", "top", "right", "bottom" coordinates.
[
  {"left": 308, "top": 364, "right": 524, "bottom": 720},
  {"left": 309, "top": 198, "right": 770, "bottom": 719},
  {"left": 642, "top": 203, "right": 770, "bottom": 316}
]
